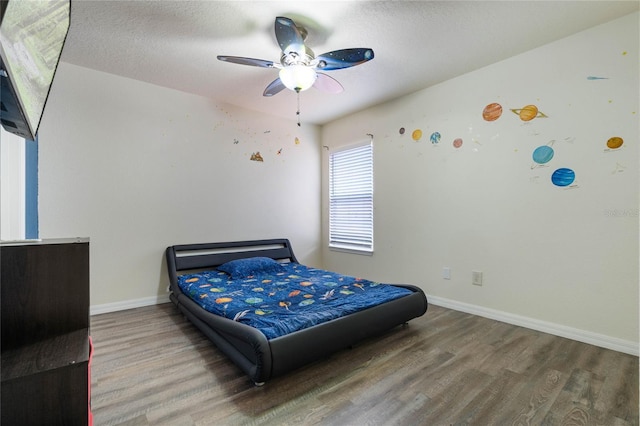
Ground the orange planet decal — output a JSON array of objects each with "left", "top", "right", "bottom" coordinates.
[
  {"left": 607, "top": 136, "right": 623, "bottom": 149},
  {"left": 519, "top": 105, "right": 538, "bottom": 121},
  {"left": 412, "top": 129, "right": 423, "bottom": 141},
  {"left": 510, "top": 104, "right": 548, "bottom": 121},
  {"left": 453, "top": 138, "right": 463, "bottom": 148},
  {"left": 482, "top": 103, "right": 503, "bottom": 121}
]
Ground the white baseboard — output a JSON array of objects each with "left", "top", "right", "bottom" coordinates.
[
  {"left": 428, "top": 295, "right": 639, "bottom": 356},
  {"left": 90, "top": 294, "right": 171, "bottom": 316}
]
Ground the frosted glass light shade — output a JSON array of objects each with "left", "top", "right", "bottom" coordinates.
[{"left": 279, "top": 65, "right": 317, "bottom": 92}]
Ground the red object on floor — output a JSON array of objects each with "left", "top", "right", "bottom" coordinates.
[{"left": 89, "top": 336, "right": 94, "bottom": 426}]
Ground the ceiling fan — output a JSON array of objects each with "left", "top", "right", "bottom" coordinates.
[{"left": 217, "top": 16, "right": 374, "bottom": 97}]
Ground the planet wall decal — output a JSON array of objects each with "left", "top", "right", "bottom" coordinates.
[
  {"left": 399, "top": 127, "right": 405, "bottom": 135},
  {"left": 482, "top": 103, "right": 503, "bottom": 121},
  {"left": 551, "top": 168, "right": 575, "bottom": 187},
  {"left": 510, "top": 104, "right": 548, "bottom": 121},
  {"left": 430, "top": 132, "right": 441, "bottom": 144},
  {"left": 532, "top": 145, "right": 554, "bottom": 164},
  {"left": 453, "top": 138, "right": 463, "bottom": 148},
  {"left": 606, "top": 136, "right": 623, "bottom": 149},
  {"left": 412, "top": 129, "right": 423, "bottom": 141}
]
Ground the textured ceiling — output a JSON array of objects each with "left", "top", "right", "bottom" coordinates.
[{"left": 61, "top": 1, "right": 639, "bottom": 125}]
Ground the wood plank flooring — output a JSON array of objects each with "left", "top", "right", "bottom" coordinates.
[{"left": 90, "top": 303, "right": 638, "bottom": 425}]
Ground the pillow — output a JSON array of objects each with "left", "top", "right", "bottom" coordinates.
[{"left": 218, "top": 257, "right": 283, "bottom": 279}]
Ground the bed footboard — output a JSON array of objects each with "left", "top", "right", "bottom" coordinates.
[
  {"left": 171, "top": 293, "right": 272, "bottom": 383},
  {"left": 268, "top": 285, "right": 427, "bottom": 378}
]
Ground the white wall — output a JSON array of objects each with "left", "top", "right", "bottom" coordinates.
[
  {"left": 38, "top": 63, "right": 321, "bottom": 308},
  {"left": 0, "top": 127, "right": 26, "bottom": 240},
  {"left": 321, "top": 13, "right": 639, "bottom": 349}
]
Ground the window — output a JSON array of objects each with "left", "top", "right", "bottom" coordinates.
[{"left": 329, "top": 141, "right": 373, "bottom": 253}]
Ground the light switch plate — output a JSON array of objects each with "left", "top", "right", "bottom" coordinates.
[
  {"left": 472, "top": 271, "right": 483, "bottom": 286},
  {"left": 443, "top": 267, "right": 451, "bottom": 280}
]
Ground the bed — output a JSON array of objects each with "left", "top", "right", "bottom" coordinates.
[{"left": 166, "top": 239, "right": 428, "bottom": 385}]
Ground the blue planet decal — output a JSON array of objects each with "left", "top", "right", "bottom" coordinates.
[
  {"left": 430, "top": 132, "right": 441, "bottom": 144},
  {"left": 532, "top": 145, "right": 554, "bottom": 164},
  {"left": 551, "top": 168, "right": 575, "bottom": 187}
]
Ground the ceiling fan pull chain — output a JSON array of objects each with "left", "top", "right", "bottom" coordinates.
[{"left": 296, "top": 90, "right": 301, "bottom": 127}]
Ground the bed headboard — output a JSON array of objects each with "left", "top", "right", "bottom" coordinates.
[{"left": 166, "top": 239, "right": 299, "bottom": 286}]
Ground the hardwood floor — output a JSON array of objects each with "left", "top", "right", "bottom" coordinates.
[{"left": 90, "top": 303, "right": 638, "bottom": 425}]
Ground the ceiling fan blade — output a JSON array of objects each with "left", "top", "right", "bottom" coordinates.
[
  {"left": 263, "top": 78, "right": 286, "bottom": 97},
  {"left": 313, "top": 73, "right": 344, "bottom": 94},
  {"left": 217, "top": 56, "right": 275, "bottom": 68},
  {"left": 274, "top": 16, "right": 305, "bottom": 56},
  {"left": 316, "top": 48, "right": 374, "bottom": 71}
]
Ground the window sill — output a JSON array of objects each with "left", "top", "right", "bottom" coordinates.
[{"left": 329, "top": 245, "right": 374, "bottom": 256}]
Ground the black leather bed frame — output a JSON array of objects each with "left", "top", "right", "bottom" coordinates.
[{"left": 166, "top": 238, "right": 428, "bottom": 385}]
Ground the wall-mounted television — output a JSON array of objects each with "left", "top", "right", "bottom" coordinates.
[{"left": 0, "top": 0, "right": 70, "bottom": 140}]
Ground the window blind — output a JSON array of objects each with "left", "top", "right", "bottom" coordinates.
[{"left": 329, "top": 142, "right": 373, "bottom": 252}]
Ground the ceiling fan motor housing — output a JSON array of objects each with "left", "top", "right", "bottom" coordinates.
[{"left": 280, "top": 45, "right": 316, "bottom": 67}]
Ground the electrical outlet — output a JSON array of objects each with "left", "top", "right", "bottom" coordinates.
[
  {"left": 443, "top": 267, "right": 451, "bottom": 280},
  {"left": 472, "top": 271, "right": 483, "bottom": 286}
]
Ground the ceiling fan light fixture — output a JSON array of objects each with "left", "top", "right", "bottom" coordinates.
[{"left": 279, "top": 65, "right": 317, "bottom": 92}]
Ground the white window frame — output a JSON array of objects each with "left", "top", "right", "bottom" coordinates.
[{"left": 328, "top": 140, "right": 374, "bottom": 254}]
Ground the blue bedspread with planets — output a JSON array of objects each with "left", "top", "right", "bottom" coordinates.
[{"left": 177, "top": 262, "right": 412, "bottom": 340}]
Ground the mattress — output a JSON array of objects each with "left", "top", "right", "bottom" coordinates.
[{"left": 177, "top": 259, "right": 413, "bottom": 339}]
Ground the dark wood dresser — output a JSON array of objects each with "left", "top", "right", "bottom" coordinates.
[{"left": 1, "top": 238, "right": 91, "bottom": 425}]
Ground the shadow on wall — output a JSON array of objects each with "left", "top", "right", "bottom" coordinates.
[{"left": 158, "top": 251, "right": 171, "bottom": 297}]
